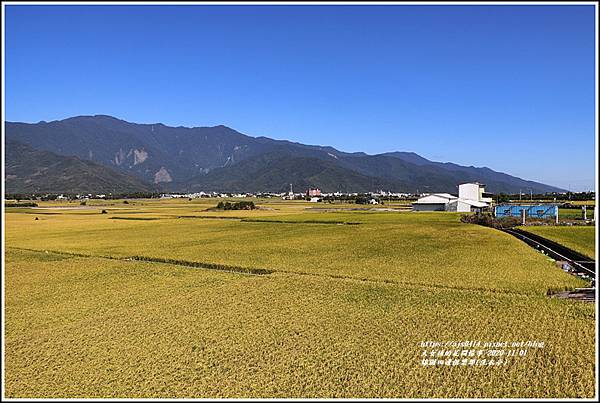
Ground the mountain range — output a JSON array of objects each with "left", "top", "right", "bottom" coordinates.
[
  {"left": 5, "top": 115, "right": 565, "bottom": 194},
  {"left": 5, "top": 140, "right": 156, "bottom": 194}
]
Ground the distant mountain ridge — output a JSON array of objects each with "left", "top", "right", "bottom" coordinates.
[
  {"left": 5, "top": 115, "right": 565, "bottom": 194},
  {"left": 5, "top": 140, "right": 156, "bottom": 194}
]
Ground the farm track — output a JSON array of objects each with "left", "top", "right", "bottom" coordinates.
[
  {"left": 175, "top": 215, "right": 362, "bottom": 224},
  {"left": 241, "top": 218, "right": 361, "bottom": 225},
  {"left": 109, "top": 217, "right": 161, "bottom": 221},
  {"left": 7, "top": 246, "right": 552, "bottom": 297},
  {"left": 7, "top": 247, "right": 273, "bottom": 276},
  {"left": 176, "top": 215, "right": 245, "bottom": 220},
  {"left": 103, "top": 215, "right": 363, "bottom": 225}
]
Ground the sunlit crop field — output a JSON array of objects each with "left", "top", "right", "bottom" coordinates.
[
  {"left": 520, "top": 225, "right": 596, "bottom": 260},
  {"left": 4, "top": 198, "right": 596, "bottom": 398},
  {"left": 570, "top": 200, "right": 596, "bottom": 206},
  {"left": 558, "top": 207, "right": 595, "bottom": 221}
]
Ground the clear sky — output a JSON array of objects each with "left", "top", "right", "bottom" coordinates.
[{"left": 5, "top": 4, "right": 597, "bottom": 191}]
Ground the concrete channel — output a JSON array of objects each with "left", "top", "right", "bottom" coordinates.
[{"left": 501, "top": 228, "right": 596, "bottom": 300}]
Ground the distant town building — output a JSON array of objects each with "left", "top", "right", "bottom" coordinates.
[
  {"left": 282, "top": 184, "right": 296, "bottom": 200},
  {"left": 307, "top": 188, "right": 321, "bottom": 197}
]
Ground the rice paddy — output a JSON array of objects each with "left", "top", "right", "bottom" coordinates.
[
  {"left": 3, "top": 198, "right": 597, "bottom": 398},
  {"left": 519, "top": 225, "right": 596, "bottom": 260}
]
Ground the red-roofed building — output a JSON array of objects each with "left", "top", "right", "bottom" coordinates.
[{"left": 307, "top": 188, "right": 321, "bottom": 197}]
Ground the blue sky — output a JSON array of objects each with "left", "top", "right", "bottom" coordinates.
[{"left": 5, "top": 4, "right": 596, "bottom": 191}]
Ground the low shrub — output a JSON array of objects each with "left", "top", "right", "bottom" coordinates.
[
  {"left": 460, "top": 212, "right": 521, "bottom": 229},
  {"left": 216, "top": 201, "right": 256, "bottom": 210},
  {"left": 5, "top": 202, "right": 38, "bottom": 208}
]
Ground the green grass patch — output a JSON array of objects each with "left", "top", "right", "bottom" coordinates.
[{"left": 519, "top": 226, "right": 596, "bottom": 259}]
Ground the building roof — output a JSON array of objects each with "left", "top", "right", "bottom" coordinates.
[
  {"left": 433, "top": 193, "right": 458, "bottom": 199},
  {"left": 454, "top": 198, "right": 489, "bottom": 208},
  {"left": 413, "top": 194, "right": 458, "bottom": 204}
]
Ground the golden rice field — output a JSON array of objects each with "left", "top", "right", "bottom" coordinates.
[{"left": 3, "top": 198, "right": 597, "bottom": 398}]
